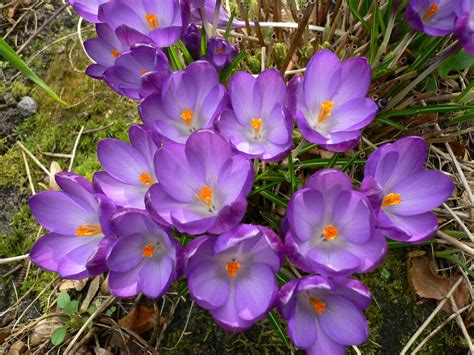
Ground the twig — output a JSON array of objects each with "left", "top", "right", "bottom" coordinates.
[
  {"left": 449, "top": 296, "right": 474, "bottom": 353},
  {"left": 162, "top": 301, "right": 194, "bottom": 351},
  {"left": 0, "top": 254, "right": 29, "bottom": 264},
  {"left": 442, "top": 203, "right": 474, "bottom": 242},
  {"left": 17, "top": 141, "right": 54, "bottom": 180},
  {"left": 21, "top": 149, "right": 36, "bottom": 195},
  {"left": 68, "top": 125, "right": 84, "bottom": 171},
  {"left": 401, "top": 276, "right": 464, "bottom": 354},
  {"left": 436, "top": 230, "right": 474, "bottom": 256}
]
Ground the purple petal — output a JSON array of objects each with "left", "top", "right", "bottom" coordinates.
[
  {"left": 94, "top": 171, "right": 147, "bottom": 209},
  {"left": 332, "top": 57, "right": 371, "bottom": 105},
  {"left": 188, "top": 260, "right": 230, "bottom": 309},
  {"left": 107, "top": 234, "right": 146, "bottom": 272},
  {"left": 138, "top": 255, "right": 174, "bottom": 298},
  {"left": 287, "top": 189, "right": 324, "bottom": 242},
  {"left": 108, "top": 266, "right": 141, "bottom": 298},
  {"left": 288, "top": 298, "right": 318, "bottom": 348}
]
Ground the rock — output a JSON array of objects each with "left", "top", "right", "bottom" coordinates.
[
  {"left": 3, "top": 93, "right": 16, "bottom": 106},
  {"left": 17, "top": 96, "right": 37, "bottom": 117}
]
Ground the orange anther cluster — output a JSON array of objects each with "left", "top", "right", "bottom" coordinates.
[
  {"left": 422, "top": 4, "right": 439, "bottom": 21},
  {"left": 181, "top": 107, "right": 193, "bottom": 126},
  {"left": 76, "top": 224, "right": 102, "bottom": 237},
  {"left": 139, "top": 172, "right": 154, "bottom": 186},
  {"left": 226, "top": 260, "right": 241, "bottom": 278},
  {"left": 318, "top": 100, "right": 335, "bottom": 123},
  {"left": 145, "top": 14, "right": 159, "bottom": 30},
  {"left": 323, "top": 224, "right": 339, "bottom": 240},
  {"left": 112, "top": 49, "right": 120, "bottom": 58},
  {"left": 382, "top": 193, "right": 401, "bottom": 208},
  {"left": 251, "top": 117, "right": 262, "bottom": 134},
  {"left": 309, "top": 297, "right": 326, "bottom": 315},
  {"left": 140, "top": 68, "right": 150, "bottom": 76},
  {"left": 143, "top": 244, "right": 155, "bottom": 257},
  {"left": 195, "top": 185, "right": 213, "bottom": 207}
]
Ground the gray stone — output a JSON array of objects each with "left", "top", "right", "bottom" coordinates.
[
  {"left": 3, "top": 92, "right": 16, "bottom": 106},
  {"left": 17, "top": 96, "right": 37, "bottom": 117}
]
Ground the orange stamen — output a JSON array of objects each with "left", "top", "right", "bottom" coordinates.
[
  {"left": 381, "top": 193, "right": 401, "bottom": 208},
  {"left": 309, "top": 297, "right": 326, "bottom": 315},
  {"left": 112, "top": 49, "right": 120, "bottom": 58},
  {"left": 140, "top": 68, "right": 150, "bottom": 76},
  {"left": 76, "top": 224, "right": 102, "bottom": 237},
  {"left": 143, "top": 244, "right": 155, "bottom": 257},
  {"left": 215, "top": 48, "right": 225, "bottom": 54},
  {"left": 422, "top": 4, "right": 439, "bottom": 21},
  {"left": 139, "top": 172, "right": 154, "bottom": 186},
  {"left": 181, "top": 107, "right": 193, "bottom": 126},
  {"left": 195, "top": 185, "right": 213, "bottom": 207},
  {"left": 318, "top": 100, "right": 334, "bottom": 123},
  {"left": 322, "top": 224, "right": 339, "bottom": 240},
  {"left": 145, "top": 14, "right": 159, "bottom": 30},
  {"left": 226, "top": 260, "right": 240, "bottom": 278},
  {"left": 251, "top": 117, "right": 262, "bottom": 134}
]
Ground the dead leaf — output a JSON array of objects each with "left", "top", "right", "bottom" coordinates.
[
  {"left": 80, "top": 276, "right": 100, "bottom": 312},
  {"left": 59, "top": 279, "right": 87, "bottom": 292},
  {"left": 49, "top": 161, "right": 63, "bottom": 190},
  {"left": 448, "top": 140, "right": 466, "bottom": 159},
  {"left": 8, "top": 340, "right": 30, "bottom": 355},
  {"left": 118, "top": 305, "right": 156, "bottom": 336},
  {"left": 30, "top": 317, "right": 63, "bottom": 346},
  {"left": 408, "top": 255, "right": 470, "bottom": 314}
]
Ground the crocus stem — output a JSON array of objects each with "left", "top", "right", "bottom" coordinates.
[{"left": 384, "top": 40, "right": 463, "bottom": 110}]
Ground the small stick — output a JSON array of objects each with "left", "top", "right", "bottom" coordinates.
[
  {"left": 436, "top": 231, "right": 474, "bottom": 256},
  {"left": 442, "top": 203, "right": 474, "bottom": 242},
  {"left": 42, "top": 152, "right": 73, "bottom": 158},
  {"left": 21, "top": 149, "right": 36, "bottom": 195},
  {"left": 68, "top": 126, "right": 84, "bottom": 172},
  {"left": 449, "top": 296, "right": 474, "bottom": 353},
  {"left": 17, "top": 141, "right": 54, "bottom": 180},
  {"left": 0, "top": 254, "right": 29, "bottom": 265}
]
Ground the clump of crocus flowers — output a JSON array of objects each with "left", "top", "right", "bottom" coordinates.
[{"left": 26, "top": 1, "right": 456, "bottom": 353}]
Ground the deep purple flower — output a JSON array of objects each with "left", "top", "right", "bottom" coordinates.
[
  {"left": 285, "top": 169, "right": 386, "bottom": 276},
  {"left": 146, "top": 130, "right": 254, "bottom": 235},
  {"left": 203, "top": 37, "right": 238, "bottom": 70},
  {"left": 103, "top": 44, "right": 169, "bottom": 100},
  {"left": 289, "top": 50, "right": 378, "bottom": 152},
  {"left": 68, "top": 0, "right": 108, "bottom": 23},
  {"left": 94, "top": 125, "right": 158, "bottom": 209},
  {"left": 361, "top": 136, "right": 455, "bottom": 243},
  {"left": 98, "top": 0, "right": 184, "bottom": 48},
  {"left": 139, "top": 61, "right": 227, "bottom": 143},
  {"left": 183, "top": 224, "right": 283, "bottom": 331},
  {"left": 182, "top": 24, "right": 202, "bottom": 59},
  {"left": 405, "top": 0, "right": 456, "bottom": 36},
  {"left": 107, "top": 209, "right": 181, "bottom": 298},
  {"left": 454, "top": 0, "right": 474, "bottom": 54},
  {"left": 29, "top": 173, "right": 117, "bottom": 279},
  {"left": 84, "top": 24, "right": 129, "bottom": 79},
  {"left": 189, "top": 0, "right": 245, "bottom": 28},
  {"left": 277, "top": 275, "right": 370, "bottom": 354},
  {"left": 217, "top": 69, "right": 293, "bottom": 162}
]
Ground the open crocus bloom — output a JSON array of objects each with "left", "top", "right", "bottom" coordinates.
[
  {"left": 289, "top": 50, "right": 378, "bottom": 152},
  {"left": 84, "top": 24, "right": 129, "bottom": 79},
  {"left": 361, "top": 136, "right": 455, "bottom": 243},
  {"left": 454, "top": 0, "right": 474, "bottom": 54},
  {"left": 106, "top": 209, "right": 181, "bottom": 298},
  {"left": 146, "top": 130, "right": 254, "bottom": 235},
  {"left": 203, "top": 37, "right": 238, "bottom": 70},
  {"left": 94, "top": 125, "right": 158, "bottom": 209},
  {"left": 285, "top": 169, "right": 386, "bottom": 276},
  {"left": 405, "top": 0, "right": 456, "bottom": 36},
  {"left": 139, "top": 61, "right": 227, "bottom": 144},
  {"left": 183, "top": 224, "right": 283, "bottom": 331},
  {"left": 277, "top": 275, "right": 370, "bottom": 354},
  {"left": 68, "top": 0, "right": 109, "bottom": 23},
  {"left": 103, "top": 44, "right": 169, "bottom": 100},
  {"left": 98, "top": 0, "right": 184, "bottom": 48},
  {"left": 29, "top": 173, "right": 117, "bottom": 279},
  {"left": 218, "top": 69, "right": 293, "bottom": 162}
]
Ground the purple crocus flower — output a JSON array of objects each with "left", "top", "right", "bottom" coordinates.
[
  {"left": 217, "top": 69, "right": 293, "bottom": 162},
  {"left": 405, "top": 0, "right": 456, "bottom": 36},
  {"left": 29, "top": 173, "right": 117, "bottom": 279},
  {"left": 182, "top": 24, "right": 202, "bottom": 59},
  {"left": 183, "top": 224, "right": 283, "bottom": 331},
  {"left": 98, "top": 0, "right": 184, "bottom": 48},
  {"left": 289, "top": 50, "right": 378, "bottom": 152},
  {"left": 361, "top": 136, "right": 455, "bottom": 243},
  {"left": 103, "top": 44, "right": 169, "bottom": 100},
  {"left": 454, "top": 0, "right": 474, "bottom": 54},
  {"left": 68, "top": 0, "right": 108, "bottom": 23},
  {"left": 84, "top": 24, "right": 129, "bottom": 79},
  {"left": 277, "top": 275, "right": 370, "bottom": 354},
  {"left": 285, "top": 169, "right": 386, "bottom": 276},
  {"left": 146, "top": 130, "right": 254, "bottom": 235},
  {"left": 106, "top": 209, "right": 181, "bottom": 298},
  {"left": 94, "top": 125, "right": 158, "bottom": 209},
  {"left": 139, "top": 61, "right": 227, "bottom": 143},
  {"left": 189, "top": 0, "right": 245, "bottom": 28},
  {"left": 203, "top": 37, "right": 238, "bottom": 70}
]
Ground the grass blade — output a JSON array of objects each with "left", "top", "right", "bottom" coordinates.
[
  {"left": 177, "top": 40, "right": 193, "bottom": 65},
  {"left": 378, "top": 104, "right": 467, "bottom": 118},
  {"left": 369, "top": 6, "right": 380, "bottom": 64},
  {"left": 0, "top": 38, "right": 67, "bottom": 106},
  {"left": 267, "top": 310, "right": 292, "bottom": 350},
  {"left": 219, "top": 50, "right": 246, "bottom": 82},
  {"left": 259, "top": 190, "right": 288, "bottom": 209},
  {"left": 224, "top": 11, "right": 235, "bottom": 40}
]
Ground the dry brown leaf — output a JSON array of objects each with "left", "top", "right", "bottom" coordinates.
[
  {"left": 80, "top": 276, "right": 100, "bottom": 312},
  {"left": 49, "top": 161, "right": 63, "bottom": 190},
  {"left": 118, "top": 305, "right": 157, "bottom": 336},
  {"left": 30, "top": 317, "right": 63, "bottom": 346},
  {"left": 8, "top": 340, "right": 30, "bottom": 355},
  {"left": 408, "top": 255, "right": 470, "bottom": 314},
  {"left": 59, "top": 279, "right": 87, "bottom": 292}
]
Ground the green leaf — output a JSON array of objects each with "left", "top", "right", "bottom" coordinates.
[
  {"left": 219, "top": 50, "right": 246, "bottom": 82},
  {"left": 376, "top": 117, "right": 406, "bottom": 130},
  {"left": 87, "top": 305, "right": 97, "bottom": 315},
  {"left": 224, "top": 11, "right": 235, "bottom": 40},
  {"left": 259, "top": 190, "right": 288, "bottom": 209},
  {"left": 287, "top": 154, "right": 297, "bottom": 194},
  {"left": 57, "top": 292, "right": 70, "bottom": 309},
  {"left": 438, "top": 50, "right": 474, "bottom": 78},
  {"left": 369, "top": 6, "right": 380, "bottom": 64},
  {"left": 200, "top": 26, "right": 207, "bottom": 57},
  {"left": 347, "top": 0, "right": 369, "bottom": 28},
  {"left": 378, "top": 104, "right": 467, "bottom": 118},
  {"left": 105, "top": 306, "right": 117, "bottom": 317},
  {"left": 258, "top": 210, "right": 280, "bottom": 230},
  {"left": 267, "top": 310, "right": 292, "bottom": 350},
  {"left": 0, "top": 38, "right": 67, "bottom": 106},
  {"left": 51, "top": 326, "right": 67, "bottom": 346},
  {"left": 167, "top": 46, "right": 184, "bottom": 71},
  {"left": 326, "top": 153, "right": 340, "bottom": 168},
  {"left": 177, "top": 40, "right": 194, "bottom": 65},
  {"left": 65, "top": 300, "right": 79, "bottom": 315},
  {"left": 448, "top": 111, "right": 474, "bottom": 125}
]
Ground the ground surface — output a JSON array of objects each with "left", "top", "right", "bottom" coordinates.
[{"left": 0, "top": 0, "right": 473, "bottom": 354}]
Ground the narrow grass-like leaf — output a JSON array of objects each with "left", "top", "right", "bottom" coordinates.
[
  {"left": 267, "top": 310, "right": 292, "bottom": 350},
  {"left": 259, "top": 190, "right": 288, "bottom": 208},
  {"left": 200, "top": 26, "right": 207, "bottom": 56},
  {"left": 409, "top": 36, "right": 446, "bottom": 71},
  {"left": 258, "top": 210, "right": 280, "bottom": 230},
  {"left": 168, "top": 46, "right": 184, "bottom": 70},
  {"left": 224, "top": 11, "right": 235, "bottom": 40},
  {"left": 453, "top": 80, "right": 474, "bottom": 103},
  {"left": 378, "top": 104, "right": 467, "bottom": 118},
  {"left": 0, "top": 38, "right": 67, "bottom": 106},
  {"left": 376, "top": 117, "right": 406, "bottom": 130},
  {"left": 347, "top": 0, "right": 369, "bottom": 28},
  {"left": 369, "top": 6, "right": 380, "bottom": 64},
  {"left": 251, "top": 180, "right": 286, "bottom": 196},
  {"left": 297, "top": 158, "right": 365, "bottom": 169},
  {"left": 177, "top": 40, "right": 193, "bottom": 65},
  {"left": 448, "top": 111, "right": 474, "bottom": 125},
  {"left": 287, "top": 154, "right": 297, "bottom": 193},
  {"left": 341, "top": 152, "right": 361, "bottom": 171},
  {"left": 326, "top": 153, "right": 340, "bottom": 168},
  {"left": 219, "top": 50, "right": 246, "bottom": 82}
]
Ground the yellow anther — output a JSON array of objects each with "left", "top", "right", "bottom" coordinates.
[
  {"left": 422, "top": 4, "right": 439, "bottom": 21},
  {"left": 226, "top": 260, "right": 241, "bottom": 278},
  {"left": 318, "top": 100, "right": 335, "bottom": 123},
  {"left": 181, "top": 107, "right": 193, "bottom": 126},
  {"left": 139, "top": 172, "right": 154, "bottom": 186},
  {"left": 322, "top": 224, "right": 339, "bottom": 240},
  {"left": 140, "top": 68, "right": 150, "bottom": 76},
  {"left": 76, "top": 224, "right": 102, "bottom": 237},
  {"left": 145, "top": 14, "right": 159, "bottom": 30},
  {"left": 195, "top": 185, "right": 213, "bottom": 207},
  {"left": 251, "top": 117, "right": 262, "bottom": 134},
  {"left": 381, "top": 193, "right": 401, "bottom": 208},
  {"left": 143, "top": 244, "right": 155, "bottom": 257},
  {"left": 112, "top": 49, "right": 120, "bottom": 58},
  {"left": 309, "top": 297, "right": 326, "bottom": 315}
]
